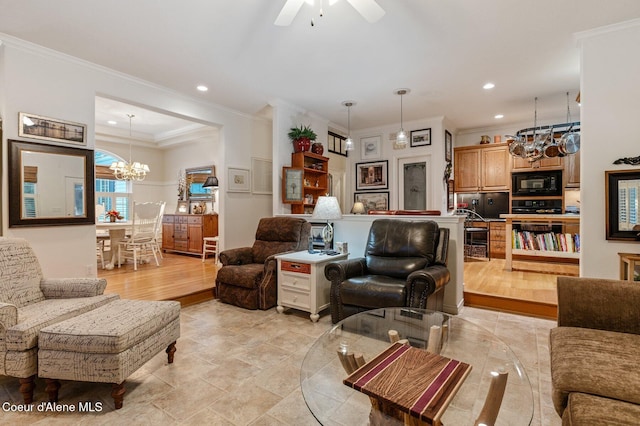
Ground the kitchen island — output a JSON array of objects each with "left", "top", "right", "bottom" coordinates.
[{"left": 501, "top": 214, "right": 580, "bottom": 271}]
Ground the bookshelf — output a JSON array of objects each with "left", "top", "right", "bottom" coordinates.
[{"left": 502, "top": 214, "right": 580, "bottom": 271}]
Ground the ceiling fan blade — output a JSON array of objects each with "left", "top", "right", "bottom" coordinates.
[
  {"left": 274, "top": 0, "right": 306, "bottom": 26},
  {"left": 345, "top": 0, "right": 385, "bottom": 23}
]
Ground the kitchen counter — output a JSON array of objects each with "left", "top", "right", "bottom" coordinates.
[{"left": 500, "top": 213, "right": 580, "bottom": 222}]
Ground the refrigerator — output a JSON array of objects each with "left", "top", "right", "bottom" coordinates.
[{"left": 455, "top": 192, "right": 509, "bottom": 219}]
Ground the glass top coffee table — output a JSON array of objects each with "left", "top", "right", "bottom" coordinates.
[{"left": 300, "top": 308, "right": 533, "bottom": 425}]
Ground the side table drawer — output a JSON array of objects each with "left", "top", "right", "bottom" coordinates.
[
  {"left": 280, "top": 271, "right": 311, "bottom": 291},
  {"left": 281, "top": 261, "right": 311, "bottom": 274},
  {"left": 280, "top": 287, "right": 311, "bottom": 310}
]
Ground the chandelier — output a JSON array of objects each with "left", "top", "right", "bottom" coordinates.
[{"left": 109, "top": 114, "right": 150, "bottom": 181}]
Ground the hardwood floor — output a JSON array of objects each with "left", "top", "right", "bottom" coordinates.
[
  {"left": 98, "top": 252, "right": 218, "bottom": 306},
  {"left": 98, "top": 252, "right": 575, "bottom": 318}
]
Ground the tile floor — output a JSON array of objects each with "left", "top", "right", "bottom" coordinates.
[{"left": 0, "top": 301, "right": 561, "bottom": 425}]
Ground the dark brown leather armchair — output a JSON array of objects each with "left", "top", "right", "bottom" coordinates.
[
  {"left": 325, "top": 219, "right": 450, "bottom": 323},
  {"left": 216, "top": 217, "right": 311, "bottom": 310}
]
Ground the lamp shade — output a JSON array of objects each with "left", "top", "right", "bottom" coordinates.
[
  {"left": 202, "top": 176, "right": 219, "bottom": 188},
  {"left": 312, "top": 196, "right": 342, "bottom": 220},
  {"left": 351, "top": 202, "right": 366, "bottom": 214}
]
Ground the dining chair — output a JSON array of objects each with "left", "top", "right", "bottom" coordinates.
[
  {"left": 118, "top": 201, "right": 165, "bottom": 271},
  {"left": 95, "top": 204, "right": 107, "bottom": 269}
]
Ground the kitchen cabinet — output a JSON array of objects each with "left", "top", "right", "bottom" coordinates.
[
  {"left": 162, "top": 214, "right": 218, "bottom": 256},
  {"left": 489, "top": 221, "right": 506, "bottom": 259},
  {"left": 564, "top": 151, "right": 580, "bottom": 188},
  {"left": 454, "top": 143, "right": 510, "bottom": 192},
  {"left": 512, "top": 156, "right": 563, "bottom": 171},
  {"left": 283, "top": 152, "right": 329, "bottom": 214}
]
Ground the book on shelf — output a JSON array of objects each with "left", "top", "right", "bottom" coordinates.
[{"left": 511, "top": 229, "right": 580, "bottom": 253}]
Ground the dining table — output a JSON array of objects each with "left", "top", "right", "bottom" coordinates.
[{"left": 96, "top": 221, "right": 132, "bottom": 270}]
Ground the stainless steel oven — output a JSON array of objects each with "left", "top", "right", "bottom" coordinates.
[
  {"left": 511, "top": 199, "right": 563, "bottom": 214},
  {"left": 512, "top": 170, "right": 562, "bottom": 197}
]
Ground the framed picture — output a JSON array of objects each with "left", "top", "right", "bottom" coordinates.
[
  {"left": 410, "top": 128, "right": 431, "bottom": 147},
  {"left": 251, "top": 157, "right": 272, "bottom": 194},
  {"left": 355, "top": 160, "right": 388, "bottom": 191},
  {"left": 605, "top": 169, "right": 640, "bottom": 241},
  {"left": 8, "top": 139, "right": 95, "bottom": 227},
  {"left": 18, "top": 112, "right": 87, "bottom": 146},
  {"left": 310, "top": 222, "right": 333, "bottom": 250},
  {"left": 354, "top": 192, "right": 389, "bottom": 213},
  {"left": 176, "top": 200, "right": 189, "bottom": 214},
  {"left": 282, "top": 167, "right": 304, "bottom": 203},
  {"left": 227, "top": 167, "right": 250, "bottom": 192},
  {"left": 445, "top": 130, "right": 453, "bottom": 162},
  {"left": 361, "top": 135, "right": 381, "bottom": 160}
]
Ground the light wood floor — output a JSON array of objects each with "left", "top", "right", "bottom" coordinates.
[
  {"left": 98, "top": 252, "right": 218, "bottom": 306},
  {"left": 98, "top": 253, "right": 576, "bottom": 317}
]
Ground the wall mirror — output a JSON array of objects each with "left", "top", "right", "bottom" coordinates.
[
  {"left": 186, "top": 165, "right": 215, "bottom": 200},
  {"left": 9, "top": 139, "right": 95, "bottom": 227},
  {"left": 606, "top": 169, "right": 640, "bottom": 241}
]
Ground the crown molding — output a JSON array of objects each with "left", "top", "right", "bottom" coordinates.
[
  {"left": 0, "top": 33, "right": 266, "bottom": 123},
  {"left": 574, "top": 17, "right": 640, "bottom": 43}
]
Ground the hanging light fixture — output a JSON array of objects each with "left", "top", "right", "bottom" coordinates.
[
  {"left": 394, "top": 88, "right": 410, "bottom": 146},
  {"left": 109, "top": 114, "right": 150, "bottom": 181},
  {"left": 342, "top": 100, "right": 355, "bottom": 151},
  {"left": 508, "top": 94, "right": 580, "bottom": 162}
]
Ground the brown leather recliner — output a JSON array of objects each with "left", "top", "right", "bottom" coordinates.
[
  {"left": 216, "top": 217, "right": 311, "bottom": 310},
  {"left": 325, "top": 219, "right": 450, "bottom": 323}
]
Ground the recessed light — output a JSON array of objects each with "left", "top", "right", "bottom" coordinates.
[
  {"left": 483, "top": 82, "right": 495, "bottom": 90},
  {"left": 494, "top": 114, "right": 504, "bottom": 119},
  {"left": 107, "top": 120, "right": 117, "bottom": 125},
  {"left": 196, "top": 85, "right": 208, "bottom": 92}
]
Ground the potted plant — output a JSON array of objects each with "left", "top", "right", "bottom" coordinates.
[
  {"left": 106, "top": 209, "right": 123, "bottom": 222},
  {"left": 288, "top": 125, "right": 317, "bottom": 153}
]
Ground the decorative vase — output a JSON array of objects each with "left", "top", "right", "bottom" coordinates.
[
  {"left": 311, "top": 142, "right": 324, "bottom": 155},
  {"left": 109, "top": 216, "right": 116, "bottom": 223},
  {"left": 293, "top": 137, "right": 311, "bottom": 153}
]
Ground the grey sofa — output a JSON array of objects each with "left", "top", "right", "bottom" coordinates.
[{"left": 550, "top": 276, "right": 640, "bottom": 425}]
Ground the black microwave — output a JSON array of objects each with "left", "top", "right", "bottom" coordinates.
[{"left": 512, "top": 170, "right": 562, "bottom": 196}]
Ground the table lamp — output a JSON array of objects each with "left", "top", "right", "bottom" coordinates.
[
  {"left": 351, "top": 202, "right": 366, "bottom": 214},
  {"left": 311, "top": 196, "right": 342, "bottom": 251}
]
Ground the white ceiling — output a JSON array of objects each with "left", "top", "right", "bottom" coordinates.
[{"left": 2, "top": 0, "right": 640, "bottom": 137}]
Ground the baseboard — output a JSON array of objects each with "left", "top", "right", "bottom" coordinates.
[{"left": 463, "top": 291, "right": 557, "bottom": 320}]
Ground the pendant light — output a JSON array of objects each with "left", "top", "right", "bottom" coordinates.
[
  {"left": 394, "top": 88, "right": 410, "bottom": 146},
  {"left": 109, "top": 114, "right": 150, "bottom": 181},
  {"left": 342, "top": 100, "right": 355, "bottom": 151}
]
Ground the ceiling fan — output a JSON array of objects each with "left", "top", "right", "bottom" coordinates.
[{"left": 275, "top": 0, "right": 385, "bottom": 26}]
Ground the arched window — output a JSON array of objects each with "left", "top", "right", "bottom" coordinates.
[{"left": 95, "top": 150, "right": 131, "bottom": 221}]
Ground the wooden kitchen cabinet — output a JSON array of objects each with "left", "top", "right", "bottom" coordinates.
[
  {"left": 512, "top": 156, "right": 563, "bottom": 171},
  {"left": 489, "top": 221, "right": 506, "bottom": 259},
  {"left": 454, "top": 143, "right": 510, "bottom": 192},
  {"left": 162, "top": 214, "right": 218, "bottom": 256},
  {"left": 564, "top": 151, "right": 580, "bottom": 188}
]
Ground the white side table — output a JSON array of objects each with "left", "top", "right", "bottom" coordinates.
[{"left": 275, "top": 251, "right": 348, "bottom": 322}]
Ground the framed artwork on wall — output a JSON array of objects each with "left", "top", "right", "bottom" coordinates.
[
  {"left": 445, "top": 130, "right": 453, "bottom": 162},
  {"left": 361, "top": 135, "right": 382, "bottom": 160},
  {"left": 282, "top": 167, "right": 304, "bottom": 203},
  {"left": 227, "top": 167, "right": 250, "bottom": 192},
  {"left": 310, "top": 222, "right": 333, "bottom": 250},
  {"left": 251, "top": 157, "right": 272, "bottom": 194},
  {"left": 18, "top": 112, "right": 87, "bottom": 146},
  {"left": 605, "top": 169, "right": 640, "bottom": 241},
  {"left": 354, "top": 192, "right": 389, "bottom": 213},
  {"left": 355, "top": 160, "right": 388, "bottom": 191},
  {"left": 410, "top": 128, "right": 431, "bottom": 147}
]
